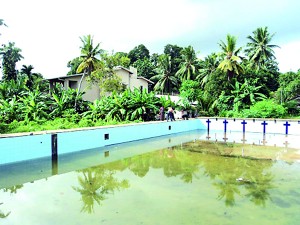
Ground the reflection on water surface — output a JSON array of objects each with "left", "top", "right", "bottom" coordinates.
[{"left": 0, "top": 130, "right": 300, "bottom": 225}]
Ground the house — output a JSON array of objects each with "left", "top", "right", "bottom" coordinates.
[{"left": 47, "top": 66, "right": 154, "bottom": 102}]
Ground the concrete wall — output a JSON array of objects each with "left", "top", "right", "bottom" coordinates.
[
  {"left": 116, "top": 67, "right": 149, "bottom": 92},
  {"left": 62, "top": 76, "right": 100, "bottom": 102},
  {"left": 3, "top": 117, "right": 300, "bottom": 166},
  {"left": 0, "top": 134, "right": 52, "bottom": 165},
  {"left": 0, "top": 119, "right": 205, "bottom": 165},
  {"left": 198, "top": 118, "right": 300, "bottom": 135}
]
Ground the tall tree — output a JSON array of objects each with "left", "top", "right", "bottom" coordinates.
[
  {"left": 67, "top": 57, "right": 83, "bottom": 75},
  {"left": 218, "top": 34, "right": 243, "bottom": 81},
  {"left": 75, "top": 35, "right": 104, "bottom": 108},
  {"left": 0, "top": 42, "right": 23, "bottom": 81},
  {"left": 76, "top": 35, "right": 103, "bottom": 91},
  {"left": 132, "top": 58, "right": 157, "bottom": 79},
  {"left": 128, "top": 44, "right": 150, "bottom": 64},
  {"left": 245, "top": 27, "right": 279, "bottom": 70},
  {"left": 77, "top": 35, "right": 103, "bottom": 76},
  {"left": 151, "top": 54, "right": 178, "bottom": 93},
  {"left": 164, "top": 44, "right": 183, "bottom": 76},
  {"left": 176, "top": 46, "right": 198, "bottom": 81},
  {"left": 197, "top": 53, "right": 219, "bottom": 86},
  {"left": 20, "top": 65, "right": 44, "bottom": 90}
]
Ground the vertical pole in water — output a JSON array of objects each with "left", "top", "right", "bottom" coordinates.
[
  {"left": 223, "top": 119, "right": 228, "bottom": 133},
  {"left": 261, "top": 121, "right": 268, "bottom": 134},
  {"left": 206, "top": 119, "right": 211, "bottom": 133},
  {"left": 283, "top": 121, "right": 290, "bottom": 135},
  {"left": 241, "top": 120, "right": 247, "bottom": 133},
  {"left": 51, "top": 133, "right": 58, "bottom": 175},
  {"left": 206, "top": 119, "right": 211, "bottom": 140}
]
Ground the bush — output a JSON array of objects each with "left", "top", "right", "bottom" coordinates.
[
  {"left": 0, "top": 122, "right": 8, "bottom": 133},
  {"left": 239, "top": 99, "right": 286, "bottom": 118}
]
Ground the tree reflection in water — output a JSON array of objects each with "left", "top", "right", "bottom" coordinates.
[
  {"left": 73, "top": 166, "right": 129, "bottom": 214},
  {"left": 123, "top": 142, "right": 275, "bottom": 207},
  {"left": 0, "top": 203, "right": 10, "bottom": 219},
  {"left": 73, "top": 140, "right": 277, "bottom": 212},
  {"left": 0, "top": 184, "right": 23, "bottom": 219},
  {"left": 180, "top": 142, "right": 275, "bottom": 207}
]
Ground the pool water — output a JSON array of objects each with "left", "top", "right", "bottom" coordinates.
[{"left": 0, "top": 130, "right": 300, "bottom": 225}]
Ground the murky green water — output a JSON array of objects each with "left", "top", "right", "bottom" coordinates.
[{"left": 1, "top": 132, "right": 300, "bottom": 225}]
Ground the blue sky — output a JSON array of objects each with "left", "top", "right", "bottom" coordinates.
[{"left": 1, "top": 0, "right": 300, "bottom": 78}]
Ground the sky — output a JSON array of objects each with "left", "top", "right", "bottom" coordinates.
[{"left": 0, "top": 0, "right": 300, "bottom": 79}]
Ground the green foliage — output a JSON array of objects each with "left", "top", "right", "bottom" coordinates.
[
  {"left": 158, "top": 95, "right": 176, "bottom": 109},
  {"left": 197, "top": 53, "right": 220, "bottom": 86},
  {"left": 163, "top": 44, "right": 183, "bottom": 76},
  {"left": 99, "top": 73, "right": 124, "bottom": 95},
  {"left": 0, "top": 42, "right": 23, "bottom": 81},
  {"left": 3, "top": 117, "right": 135, "bottom": 134},
  {"left": 76, "top": 34, "right": 103, "bottom": 75},
  {"left": 20, "top": 65, "right": 45, "bottom": 91},
  {"left": 239, "top": 99, "right": 286, "bottom": 118},
  {"left": 0, "top": 27, "right": 298, "bottom": 134},
  {"left": 151, "top": 54, "right": 179, "bottom": 93},
  {"left": 0, "top": 120, "right": 8, "bottom": 133},
  {"left": 67, "top": 57, "right": 83, "bottom": 75},
  {"left": 179, "top": 80, "right": 202, "bottom": 102},
  {"left": 218, "top": 34, "right": 243, "bottom": 80},
  {"left": 216, "top": 78, "right": 267, "bottom": 114},
  {"left": 19, "top": 88, "right": 49, "bottom": 122},
  {"left": 176, "top": 46, "right": 198, "bottom": 81},
  {"left": 102, "top": 51, "right": 130, "bottom": 69},
  {"left": 0, "top": 96, "right": 21, "bottom": 123},
  {"left": 132, "top": 58, "right": 157, "bottom": 79},
  {"left": 275, "top": 71, "right": 300, "bottom": 115},
  {"left": 128, "top": 44, "right": 150, "bottom": 64},
  {"left": 245, "top": 27, "right": 279, "bottom": 70}
]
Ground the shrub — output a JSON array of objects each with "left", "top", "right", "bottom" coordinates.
[{"left": 240, "top": 99, "right": 286, "bottom": 118}]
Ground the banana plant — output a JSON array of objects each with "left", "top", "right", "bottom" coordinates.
[
  {"left": 126, "top": 89, "right": 160, "bottom": 121},
  {"left": 19, "top": 89, "right": 49, "bottom": 122},
  {"left": 0, "top": 96, "right": 22, "bottom": 122}
]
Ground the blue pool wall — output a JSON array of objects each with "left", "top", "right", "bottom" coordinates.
[
  {"left": 0, "top": 130, "right": 206, "bottom": 188},
  {"left": 0, "top": 119, "right": 205, "bottom": 165},
  {"left": 1, "top": 117, "right": 300, "bottom": 165}
]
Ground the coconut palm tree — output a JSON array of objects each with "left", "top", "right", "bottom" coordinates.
[
  {"left": 20, "top": 65, "right": 43, "bottom": 90},
  {"left": 218, "top": 34, "right": 243, "bottom": 81},
  {"left": 75, "top": 35, "right": 104, "bottom": 108},
  {"left": 175, "top": 45, "right": 198, "bottom": 81},
  {"left": 197, "top": 53, "right": 219, "bottom": 86},
  {"left": 77, "top": 35, "right": 103, "bottom": 74},
  {"left": 151, "top": 54, "right": 179, "bottom": 94},
  {"left": 245, "top": 27, "right": 279, "bottom": 70}
]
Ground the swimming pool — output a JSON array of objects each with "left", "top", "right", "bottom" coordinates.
[{"left": 0, "top": 128, "right": 299, "bottom": 225}]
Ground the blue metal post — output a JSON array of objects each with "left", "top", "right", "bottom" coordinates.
[
  {"left": 241, "top": 120, "right": 247, "bottom": 133},
  {"left": 206, "top": 119, "right": 211, "bottom": 132},
  {"left": 261, "top": 121, "right": 268, "bottom": 134},
  {"left": 283, "top": 121, "right": 291, "bottom": 135},
  {"left": 223, "top": 119, "right": 228, "bottom": 133}
]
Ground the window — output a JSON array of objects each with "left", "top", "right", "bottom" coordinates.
[{"left": 69, "top": 80, "right": 78, "bottom": 89}]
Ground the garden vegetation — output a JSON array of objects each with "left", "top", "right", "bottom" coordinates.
[{"left": 1, "top": 19, "right": 300, "bottom": 134}]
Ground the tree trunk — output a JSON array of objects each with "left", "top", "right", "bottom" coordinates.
[{"left": 74, "top": 72, "right": 86, "bottom": 110}]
